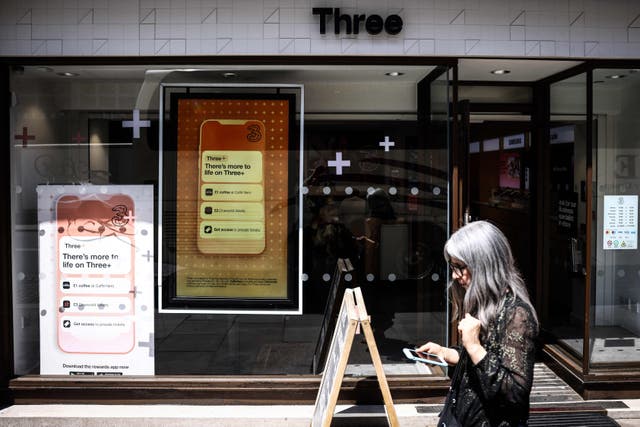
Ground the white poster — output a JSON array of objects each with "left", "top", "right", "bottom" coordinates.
[
  {"left": 603, "top": 195, "right": 638, "bottom": 250},
  {"left": 38, "top": 185, "right": 154, "bottom": 375}
]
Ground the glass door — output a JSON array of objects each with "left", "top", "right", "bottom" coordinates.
[
  {"left": 544, "top": 72, "right": 588, "bottom": 360},
  {"left": 544, "top": 65, "right": 640, "bottom": 372},
  {"left": 590, "top": 67, "right": 640, "bottom": 367},
  {"left": 422, "top": 66, "right": 452, "bottom": 347}
]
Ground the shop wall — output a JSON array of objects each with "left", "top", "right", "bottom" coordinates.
[{"left": 0, "top": 0, "right": 638, "bottom": 58}]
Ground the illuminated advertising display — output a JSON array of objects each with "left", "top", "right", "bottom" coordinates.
[{"left": 159, "top": 87, "right": 301, "bottom": 313}]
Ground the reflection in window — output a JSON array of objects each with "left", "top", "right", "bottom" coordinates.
[{"left": 9, "top": 65, "right": 450, "bottom": 376}]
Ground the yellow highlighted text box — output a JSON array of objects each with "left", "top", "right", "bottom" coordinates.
[
  {"left": 200, "top": 184, "right": 263, "bottom": 202},
  {"left": 199, "top": 221, "right": 265, "bottom": 240},
  {"left": 201, "top": 151, "right": 262, "bottom": 183},
  {"left": 201, "top": 202, "right": 264, "bottom": 221}
]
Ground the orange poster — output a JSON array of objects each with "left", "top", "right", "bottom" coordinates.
[{"left": 167, "top": 94, "right": 298, "bottom": 308}]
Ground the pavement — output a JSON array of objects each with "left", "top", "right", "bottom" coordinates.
[
  {"left": 1, "top": 363, "right": 637, "bottom": 426},
  {"left": 600, "top": 399, "right": 640, "bottom": 426},
  {"left": 1, "top": 400, "right": 639, "bottom": 426}
]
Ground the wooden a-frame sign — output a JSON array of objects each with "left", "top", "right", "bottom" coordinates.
[{"left": 311, "top": 287, "right": 398, "bottom": 427}]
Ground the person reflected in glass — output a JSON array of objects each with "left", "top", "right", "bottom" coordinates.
[
  {"left": 362, "top": 188, "right": 399, "bottom": 341},
  {"left": 363, "top": 188, "right": 397, "bottom": 275},
  {"left": 417, "top": 220, "right": 538, "bottom": 427},
  {"left": 302, "top": 194, "right": 359, "bottom": 313}
]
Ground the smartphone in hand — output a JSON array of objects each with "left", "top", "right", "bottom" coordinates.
[{"left": 403, "top": 348, "right": 448, "bottom": 367}]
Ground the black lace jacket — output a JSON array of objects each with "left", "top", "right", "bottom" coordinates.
[{"left": 451, "top": 295, "right": 538, "bottom": 427}]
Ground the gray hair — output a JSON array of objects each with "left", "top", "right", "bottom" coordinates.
[{"left": 444, "top": 220, "right": 537, "bottom": 334}]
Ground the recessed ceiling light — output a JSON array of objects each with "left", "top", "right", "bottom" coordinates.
[
  {"left": 491, "top": 69, "right": 511, "bottom": 75},
  {"left": 606, "top": 74, "right": 625, "bottom": 79},
  {"left": 385, "top": 72, "right": 404, "bottom": 77},
  {"left": 629, "top": 69, "right": 639, "bottom": 74},
  {"left": 56, "top": 72, "right": 79, "bottom": 77},
  {"left": 37, "top": 66, "right": 53, "bottom": 72},
  {"left": 222, "top": 72, "right": 237, "bottom": 78}
]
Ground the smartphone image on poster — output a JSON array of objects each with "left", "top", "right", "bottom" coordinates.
[
  {"left": 56, "top": 194, "right": 136, "bottom": 354},
  {"left": 403, "top": 348, "right": 448, "bottom": 367},
  {"left": 197, "top": 119, "right": 266, "bottom": 254}
]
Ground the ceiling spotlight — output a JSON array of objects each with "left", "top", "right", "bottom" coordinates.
[
  {"left": 385, "top": 72, "right": 404, "bottom": 77},
  {"left": 491, "top": 69, "right": 511, "bottom": 75},
  {"left": 56, "top": 72, "right": 79, "bottom": 77},
  {"left": 606, "top": 74, "right": 625, "bottom": 79},
  {"left": 222, "top": 72, "right": 237, "bottom": 78}
]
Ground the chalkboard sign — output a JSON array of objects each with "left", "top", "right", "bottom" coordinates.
[
  {"left": 311, "top": 288, "right": 359, "bottom": 427},
  {"left": 311, "top": 287, "right": 398, "bottom": 427},
  {"left": 352, "top": 287, "right": 398, "bottom": 427},
  {"left": 312, "top": 258, "right": 354, "bottom": 374}
]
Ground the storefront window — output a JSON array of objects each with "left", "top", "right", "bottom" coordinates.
[
  {"left": 9, "top": 63, "right": 450, "bottom": 377},
  {"left": 591, "top": 68, "right": 640, "bottom": 366},
  {"left": 546, "top": 73, "right": 587, "bottom": 358}
]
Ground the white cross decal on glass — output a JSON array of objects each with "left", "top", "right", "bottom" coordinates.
[
  {"left": 138, "top": 332, "right": 154, "bottom": 357},
  {"left": 328, "top": 152, "right": 350, "bottom": 175},
  {"left": 123, "top": 210, "right": 135, "bottom": 223},
  {"left": 379, "top": 136, "right": 395, "bottom": 152},
  {"left": 142, "top": 250, "right": 153, "bottom": 262},
  {"left": 122, "top": 109, "right": 151, "bottom": 139}
]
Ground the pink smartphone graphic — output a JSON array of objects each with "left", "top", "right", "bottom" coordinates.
[
  {"left": 197, "top": 119, "right": 266, "bottom": 254},
  {"left": 56, "top": 194, "right": 136, "bottom": 354}
]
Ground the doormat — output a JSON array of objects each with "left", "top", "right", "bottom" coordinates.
[
  {"left": 604, "top": 338, "right": 635, "bottom": 347},
  {"left": 528, "top": 412, "right": 620, "bottom": 426}
]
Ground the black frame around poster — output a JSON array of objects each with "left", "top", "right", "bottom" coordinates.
[{"left": 158, "top": 85, "right": 301, "bottom": 314}]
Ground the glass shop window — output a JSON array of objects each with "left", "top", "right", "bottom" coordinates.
[{"left": 9, "top": 64, "right": 449, "bottom": 377}]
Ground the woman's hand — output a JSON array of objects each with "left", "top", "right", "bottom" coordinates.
[
  {"left": 416, "top": 342, "right": 459, "bottom": 365},
  {"left": 458, "top": 313, "right": 487, "bottom": 364}
]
